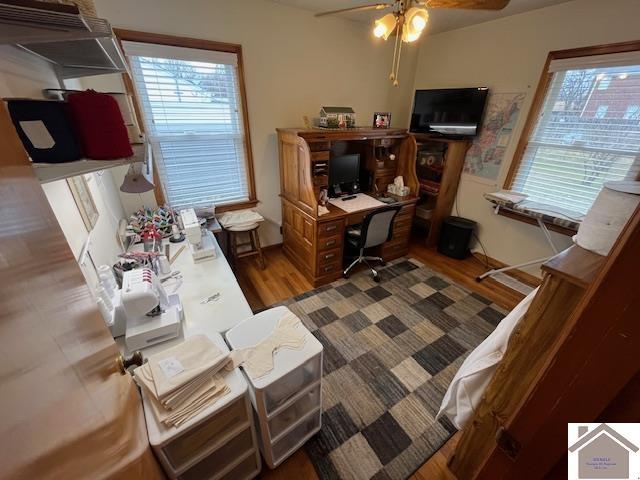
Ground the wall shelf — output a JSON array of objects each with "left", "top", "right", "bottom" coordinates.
[
  {"left": 0, "top": 3, "right": 127, "bottom": 79},
  {"left": 33, "top": 142, "right": 150, "bottom": 183}
]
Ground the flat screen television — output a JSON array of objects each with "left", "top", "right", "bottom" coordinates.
[{"left": 410, "top": 87, "right": 489, "bottom": 137}]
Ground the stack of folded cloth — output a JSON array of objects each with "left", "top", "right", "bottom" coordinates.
[
  {"left": 218, "top": 209, "right": 264, "bottom": 231},
  {"left": 134, "top": 335, "right": 232, "bottom": 428}
]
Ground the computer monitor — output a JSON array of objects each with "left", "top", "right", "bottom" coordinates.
[{"left": 329, "top": 154, "right": 360, "bottom": 195}]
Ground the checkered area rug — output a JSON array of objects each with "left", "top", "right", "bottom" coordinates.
[{"left": 279, "top": 257, "right": 509, "bottom": 480}]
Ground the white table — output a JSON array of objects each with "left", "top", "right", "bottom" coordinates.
[{"left": 116, "top": 235, "right": 253, "bottom": 357}]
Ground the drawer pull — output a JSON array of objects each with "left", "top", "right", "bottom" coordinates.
[
  {"left": 325, "top": 239, "right": 336, "bottom": 247},
  {"left": 323, "top": 265, "right": 334, "bottom": 272},
  {"left": 325, "top": 225, "right": 337, "bottom": 232},
  {"left": 324, "top": 253, "right": 335, "bottom": 260}
]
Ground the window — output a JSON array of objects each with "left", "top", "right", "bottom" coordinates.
[
  {"left": 507, "top": 46, "right": 640, "bottom": 216},
  {"left": 120, "top": 35, "right": 255, "bottom": 210}
]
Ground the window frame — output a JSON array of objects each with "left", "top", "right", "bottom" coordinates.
[
  {"left": 503, "top": 40, "right": 640, "bottom": 199},
  {"left": 115, "top": 29, "right": 257, "bottom": 212}
]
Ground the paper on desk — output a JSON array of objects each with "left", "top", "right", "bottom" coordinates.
[{"left": 328, "top": 194, "right": 386, "bottom": 213}]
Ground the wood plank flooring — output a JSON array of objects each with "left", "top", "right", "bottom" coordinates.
[{"left": 233, "top": 240, "right": 525, "bottom": 479}]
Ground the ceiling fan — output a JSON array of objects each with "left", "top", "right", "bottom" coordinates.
[{"left": 315, "top": 0, "right": 510, "bottom": 85}]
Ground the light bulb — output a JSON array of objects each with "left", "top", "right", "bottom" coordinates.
[
  {"left": 373, "top": 13, "right": 397, "bottom": 41},
  {"left": 402, "top": 7, "right": 428, "bottom": 42},
  {"left": 412, "top": 15, "right": 427, "bottom": 32}
]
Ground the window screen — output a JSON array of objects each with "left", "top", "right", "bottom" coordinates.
[
  {"left": 123, "top": 41, "right": 250, "bottom": 209},
  {"left": 511, "top": 52, "right": 640, "bottom": 216}
]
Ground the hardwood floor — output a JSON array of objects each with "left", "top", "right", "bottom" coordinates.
[{"left": 233, "top": 240, "right": 526, "bottom": 479}]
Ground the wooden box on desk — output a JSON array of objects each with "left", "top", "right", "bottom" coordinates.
[{"left": 276, "top": 127, "right": 419, "bottom": 287}]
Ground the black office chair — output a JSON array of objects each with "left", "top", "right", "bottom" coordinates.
[{"left": 343, "top": 205, "right": 401, "bottom": 282}]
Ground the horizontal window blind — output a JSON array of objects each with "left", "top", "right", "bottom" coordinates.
[
  {"left": 123, "top": 41, "right": 249, "bottom": 209},
  {"left": 512, "top": 60, "right": 640, "bottom": 216}
]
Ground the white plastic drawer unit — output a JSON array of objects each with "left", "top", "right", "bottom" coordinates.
[
  {"left": 178, "top": 427, "right": 256, "bottom": 480},
  {"left": 263, "top": 354, "right": 322, "bottom": 414},
  {"left": 268, "top": 381, "right": 321, "bottom": 442},
  {"left": 270, "top": 409, "right": 321, "bottom": 465},
  {"left": 162, "top": 395, "right": 248, "bottom": 469}
]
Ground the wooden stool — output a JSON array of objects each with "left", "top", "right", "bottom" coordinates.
[{"left": 227, "top": 224, "right": 266, "bottom": 270}]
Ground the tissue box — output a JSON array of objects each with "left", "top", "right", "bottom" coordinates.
[{"left": 387, "top": 184, "right": 410, "bottom": 196}]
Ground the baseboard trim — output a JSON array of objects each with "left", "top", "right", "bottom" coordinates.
[
  {"left": 472, "top": 252, "right": 542, "bottom": 288},
  {"left": 262, "top": 242, "right": 283, "bottom": 252}
]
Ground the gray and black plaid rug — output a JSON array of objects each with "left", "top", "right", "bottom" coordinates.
[{"left": 280, "top": 257, "right": 508, "bottom": 480}]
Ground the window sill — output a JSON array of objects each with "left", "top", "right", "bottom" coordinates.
[{"left": 215, "top": 199, "right": 259, "bottom": 214}]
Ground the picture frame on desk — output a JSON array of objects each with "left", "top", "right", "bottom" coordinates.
[{"left": 373, "top": 112, "right": 391, "bottom": 128}]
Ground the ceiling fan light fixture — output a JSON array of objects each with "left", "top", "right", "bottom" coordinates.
[{"left": 373, "top": 13, "right": 397, "bottom": 40}]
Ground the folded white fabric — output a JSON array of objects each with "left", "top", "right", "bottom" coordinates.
[
  {"left": 230, "top": 310, "right": 307, "bottom": 379},
  {"left": 437, "top": 287, "right": 538, "bottom": 429},
  {"left": 218, "top": 209, "right": 264, "bottom": 230},
  {"left": 133, "top": 335, "right": 232, "bottom": 427}
]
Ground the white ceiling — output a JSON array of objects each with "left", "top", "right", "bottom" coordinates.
[{"left": 271, "top": 0, "right": 573, "bottom": 35}]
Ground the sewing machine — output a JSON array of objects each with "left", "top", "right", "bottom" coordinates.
[
  {"left": 121, "top": 268, "right": 183, "bottom": 350},
  {"left": 180, "top": 208, "right": 216, "bottom": 261}
]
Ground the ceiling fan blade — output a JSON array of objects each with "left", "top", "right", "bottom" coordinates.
[
  {"left": 314, "top": 3, "right": 393, "bottom": 17},
  {"left": 421, "top": 0, "right": 510, "bottom": 10}
]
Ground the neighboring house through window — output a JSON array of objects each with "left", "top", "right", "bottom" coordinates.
[
  {"left": 119, "top": 32, "right": 256, "bottom": 211},
  {"left": 506, "top": 45, "right": 640, "bottom": 216},
  {"left": 594, "top": 105, "right": 609, "bottom": 118},
  {"left": 623, "top": 104, "right": 640, "bottom": 119}
]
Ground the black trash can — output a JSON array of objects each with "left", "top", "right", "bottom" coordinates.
[{"left": 438, "top": 216, "right": 476, "bottom": 260}]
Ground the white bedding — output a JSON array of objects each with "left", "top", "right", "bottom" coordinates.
[{"left": 437, "top": 287, "right": 539, "bottom": 429}]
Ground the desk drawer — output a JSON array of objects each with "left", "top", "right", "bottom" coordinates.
[
  {"left": 311, "top": 151, "right": 330, "bottom": 161},
  {"left": 317, "top": 260, "right": 341, "bottom": 276},
  {"left": 393, "top": 216, "right": 413, "bottom": 231},
  {"left": 391, "top": 225, "right": 411, "bottom": 242},
  {"left": 318, "top": 234, "right": 342, "bottom": 251},
  {"left": 317, "top": 247, "right": 341, "bottom": 267},
  {"left": 318, "top": 219, "right": 344, "bottom": 238},
  {"left": 381, "top": 238, "right": 409, "bottom": 259},
  {"left": 308, "top": 141, "right": 330, "bottom": 152},
  {"left": 346, "top": 211, "right": 366, "bottom": 226}
]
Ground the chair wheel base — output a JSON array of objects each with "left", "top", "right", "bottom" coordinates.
[
  {"left": 343, "top": 271, "right": 350, "bottom": 279},
  {"left": 373, "top": 274, "right": 381, "bottom": 283}
]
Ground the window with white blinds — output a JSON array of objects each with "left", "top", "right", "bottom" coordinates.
[
  {"left": 511, "top": 52, "right": 640, "bottom": 216},
  {"left": 122, "top": 41, "right": 251, "bottom": 210}
]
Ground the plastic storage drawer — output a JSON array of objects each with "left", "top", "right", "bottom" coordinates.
[
  {"left": 163, "top": 395, "right": 248, "bottom": 470},
  {"left": 179, "top": 428, "right": 254, "bottom": 480},
  {"left": 268, "top": 382, "right": 321, "bottom": 441},
  {"left": 218, "top": 451, "right": 261, "bottom": 480},
  {"left": 263, "top": 354, "right": 322, "bottom": 414},
  {"left": 270, "top": 409, "right": 321, "bottom": 464}
]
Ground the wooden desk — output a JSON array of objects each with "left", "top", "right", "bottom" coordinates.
[{"left": 277, "top": 127, "right": 419, "bottom": 286}]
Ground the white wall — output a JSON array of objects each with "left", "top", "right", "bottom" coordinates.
[
  {"left": 91, "top": 0, "right": 416, "bottom": 245},
  {"left": 0, "top": 46, "right": 127, "bottom": 289},
  {"left": 409, "top": 0, "right": 640, "bottom": 275}
]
